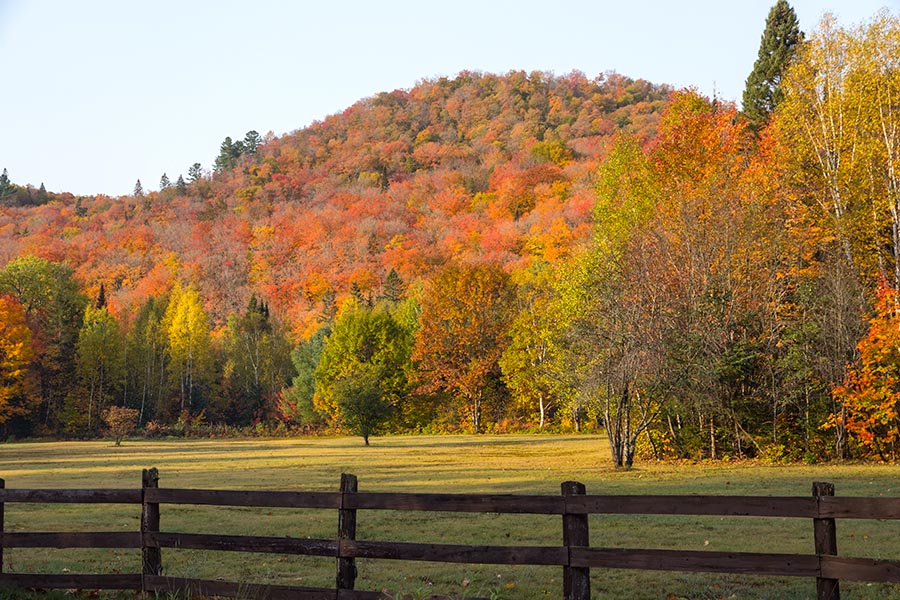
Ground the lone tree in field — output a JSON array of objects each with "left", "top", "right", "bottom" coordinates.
[
  {"left": 334, "top": 367, "right": 391, "bottom": 445},
  {"left": 103, "top": 406, "right": 140, "bottom": 446}
]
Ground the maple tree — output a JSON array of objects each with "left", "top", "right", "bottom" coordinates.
[
  {"left": 832, "top": 282, "right": 900, "bottom": 460},
  {"left": 412, "top": 262, "right": 513, "bottom": 433},
  {"left": 0, "top": 294, "right": 36, "bottom": 427}
]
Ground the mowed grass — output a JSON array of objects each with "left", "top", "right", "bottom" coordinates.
[{"left": 2, "top": 435, "right": 900, "bottom": 599}]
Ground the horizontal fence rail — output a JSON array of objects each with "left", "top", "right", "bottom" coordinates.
[{"left": 0, "top": 470, "right": 899, "bottom": 599}]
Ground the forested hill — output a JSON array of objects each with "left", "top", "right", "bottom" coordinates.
[{"left": 0, "top": 70, "right": 670, "bottom": 335}]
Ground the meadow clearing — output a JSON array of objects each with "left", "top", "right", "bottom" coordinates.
[{"left": 1, "top": 435, "right": 900, "bottom": 599}]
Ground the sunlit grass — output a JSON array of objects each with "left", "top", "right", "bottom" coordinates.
[{"left": 1, "top": 435, "right": 900, "bottom": 598}]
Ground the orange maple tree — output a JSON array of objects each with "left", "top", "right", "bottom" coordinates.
[
  {"left": 0, "top": 294, "right": 36, "bottom": 424},
  {"left": 832, "top": 282, "right": 900, "bottom": 459}
]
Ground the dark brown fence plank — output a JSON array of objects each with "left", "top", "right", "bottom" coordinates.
[
  {"left": 813, "top": 482, "right": 840, "bottom": 600},
  {"left": 562, "top": 480, "right": 590, "bottom": 600},
  {"left": 570, "top": 547, "right": 819, "bottom": 577},
  {"left": 341, "top": 539, "right": 567, "bottom": 566},
  {"left": 349, "top": 492, "right": 565, "bottom": 514},
  {"left": 144, "top": 575, "right": 341, "bottom": 599},
  {"left": 819, "top": 496, "right": 900, "bottom": 519},
  {"left": 820, "top": 556, "right": 900, "bottom": 583},
  {"left": 568, "top": 494, "right": 816, "bottom": 518},
  {"left": 337, "top": 473, "right": 359, "bottom": 591},
  {"left": 148, "top": 532, "right": 338, "bottom": 556},
  {"left": 3, "top": 531, "right": 141, "bottom": 548},
  {"left": 146, "top": 487, "right": 342, "bottom": 508},
  {"left": 0, "top": 573, "right": 142, "bottom": 589},
  {"left": 0, "top": 489, "right": 141, "bottom": 504},
  {"left": 142, "top": 467, "right": 162, "bottom": 577},
  {"left": 0, "top": 478, "right": 4, "bottom": 575}
]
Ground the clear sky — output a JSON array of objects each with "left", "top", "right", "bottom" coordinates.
[{"left": 1, "top": 0, "right": 896, "bottom": 197}]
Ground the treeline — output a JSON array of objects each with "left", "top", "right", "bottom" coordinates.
[{"left": 2, "top": 5, "right": 900, "bottom": 465}]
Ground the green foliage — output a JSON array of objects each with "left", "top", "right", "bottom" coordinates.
[
  {"left": 0, "top": 256, "right": 87, "bottom": 434},
  {"left": 315, "top": 299, "right": 416, "bottom": 429},
  {"left": 280, "top": 325, "right": 330, "bottom": 428},
  {"left": 187, "top": 162, "right": 203, "bottom": 182},
  {"left": 221, "top": 295, "right": 294, "bottom": 424},
  {"left": 334, "top": 365, "right": 392, "bottom": 445},
  {"left": 74, "top": 305, "right": 123, "bottom": 432},
  {"left": 500, "top": 261, "right": 570, "bottom": 428},
  {"left": 742, "top": 0, "right": 802, "bottom": 131}
]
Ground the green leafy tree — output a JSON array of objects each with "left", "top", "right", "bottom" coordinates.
[
  {"left": 222, "top": 295, "right": 294, "bottom": 424},
  {"left": 279, "top": 324, "right": 330, "bottom": 428},
  {"left": 124, "top": 296, "right": 169, "bottom": 426},
  {"left": 0, "top": 256, "right": 87, "bottom": 434},
  {"left": 75, "top": 305, "right": 123, "bottom": 432},
  {"left": 334, "top": 365, "right": 391, "bottom": 445},
  {"left": 500, "top": 261, "right": 570, "bottom": 429},
  {"left": 315, "top": 299, "right": 415, "bottom": 429},
  {"left": 742, "top": 0, "right": 802, "bottom": 131}
]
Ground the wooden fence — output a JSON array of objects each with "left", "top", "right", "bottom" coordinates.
[{"left": 1, "top": 469, "right": 899, "bottom": 599}]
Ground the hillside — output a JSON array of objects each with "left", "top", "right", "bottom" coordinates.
[{"left": 0, "top": 70, "right": 670, "bottom": 334}]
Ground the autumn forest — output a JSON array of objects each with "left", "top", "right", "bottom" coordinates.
[{"left": 2, "top": 4, "right": 899, "bottom": 466}]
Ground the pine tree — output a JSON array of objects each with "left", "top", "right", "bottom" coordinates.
[
  {"left": 188, "top": 163, "right": 203, "bottom": 183},
  {"left": 244, "top": 130, "right": 261, "bottom": 154},
  {"left": 160, "top": 173, "right": 171, "bottom": 190},
  {"left": 133, "top": 179, "right": 144, "bottom": 198},
  {"left": 742, "top": 0, "right": 803, "bottom": 131},
  {"left": 95, "top": 283, "right": 107, "bottom": 310},
  {"left": 175, "top": 175, "right": 187, "bottom": 195}
]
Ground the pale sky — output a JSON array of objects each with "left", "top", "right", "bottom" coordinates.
[{"left": 1, "top": 0, "right": 896, "bottom": 197}]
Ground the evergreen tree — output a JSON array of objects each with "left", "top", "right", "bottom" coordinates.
[
  {"left": 95, "top": 283, "right": 107, "bottom": 310},
  {"left": 742, "top": 0, "right": 803, "bottom": 131},
  {"left": 243, "top": 130, "right": 261, "bottom": 154},
  {"left": 0, "top": 168, "right": 13, "bottom": 200},
  {"left": 214, "top": 137, "right": 245, "bottom": 173},
  {"left": 159, "top": 173, "right": 171, "bottom": 190},
  {"left": 133, "top": 179, "right": 144, "bottom": 198},
  {"left": 175, "top": 175, "right": 187, "bottom": 195},
  {"left": 188, "top": 163, "right": 203, "bottom": 183}
]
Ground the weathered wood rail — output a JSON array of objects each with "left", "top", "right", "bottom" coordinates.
[{"left": 0, "top": 469, "right": 899, "bottom": 599}]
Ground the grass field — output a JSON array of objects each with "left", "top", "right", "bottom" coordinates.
[{"left": 2, "top": 434, "right": 900, "bottom": 599}]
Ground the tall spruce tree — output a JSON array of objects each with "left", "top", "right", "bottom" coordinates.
[{"left": 742, "top": 0, "right": 802, "bottom": 131}]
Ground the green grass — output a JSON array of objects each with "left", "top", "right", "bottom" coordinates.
[{"left": 1, "top": 435, "right": 900, "bottom": 598}]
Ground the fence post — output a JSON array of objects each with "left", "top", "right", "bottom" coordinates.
[
  {"left": 0, "top": 477, "right": 5, "bottom": 575},
  {"left": 336, "top": 473, "right": 358, "bottom": 592},
  {"left": 562, "top": 480, "right": 590, "bottom": 600},
  {"left": 813, "top": 481, "right": 839, "bottom": 600},
  {"left": 141, "top": 467, "right": 162, "bottom": 584}
]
